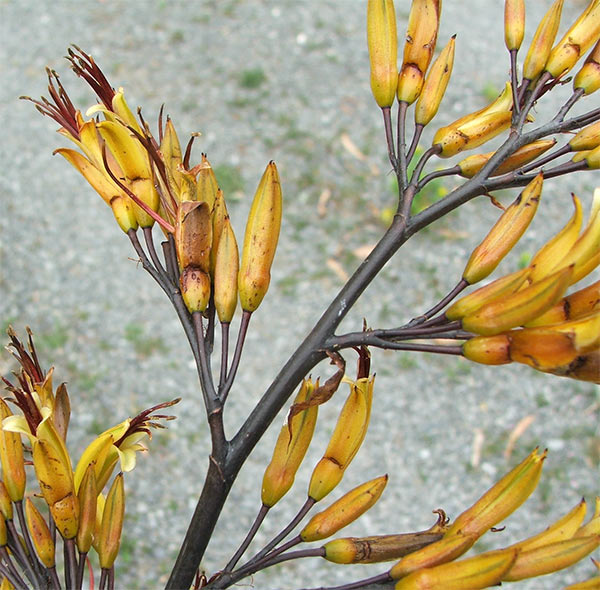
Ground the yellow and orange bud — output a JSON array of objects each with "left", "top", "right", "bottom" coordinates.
[
  {"left": 98, "top": 473, "right": 125, "bottom": 570},
  {"left": 323, "top": 530, "right": 446, "bottom": 564},
  {"left": 52, "top": 382, "right": 70, "bottom": 442},
  {"left": 0, "top": 400, "right": 26, "bottom": 503},
  {"left": 457, "top": 140, "right": 556, "bottom": 178},
  {"left": 367, "top": 0, "right": 398, "bottom": 108},
  {"left": 397, "top": 0, "right": 441, "bottom": 105},
  {"left": 25, "top": 498, "right": 55, "bottom": 568},
  {"left": 0, "top": 482, "right": 13, "bottom": 521},
  {"left": 462, "top": 334, "right": 512, "bottom": 365},
  {"left": 504, "top": 535, "right": 600, "bottom": 581},
  {"left": 210, "top": 189, "right": 230, "bottom": 276},
  {"left": 109, "top": 195, "right": 139, "bottom": 233},
  {"left": 390, "top": 534, "right": 476, "bottom": 579},
  {"left": 238, "top": 162, "right": 282, "bottom": 312},
  {"left": 261, "top": 379, "right": 319, "bottom": 508},
  {"left": 175, "top": 201, "right": 212, "bottom": 271},
  {"left": 395, "top": 548, "right": 517, "bottom": 590},
  {"left": 581, "top": 144, "right": 600, "bottom": 168},
  {"left": 461, "top": 265, "right": 573, "bottom": 335},
  {"left": 414, "top": 36, "right": 456, "bottom": 127},
  {"left": 570, "top": 122, "right": 600, "bottom": 152},
  {"left": 462, "top": 173, "right": 543, "bottom": 285},
  {"left": 446, "top": 268, "right": 530, "bottom": 321},
  {"left": 76, "top": 464, "right": 97, "bottom": 554},
  {"left": 160, "top": 118, "right": 184, "bottom": 198},
  {"left": 308, "top": 376, "right": 374, "bottom": 502},
  {"left": 196, "top": 154, "right": 219, "bottom": 210},
  {"left": 576, "top": 497, "right": 600, "bottom": 538},
  {"left": 213, "top": 218, "right": 239, "bottom": 324},
  {"left": 545, "top": 0, "right": 600, "bottom": 79},
  {"left": 32, "top": 438, "right": 79, "bottom": 539},
  {"left": 522, "top": 0, "right": 564, "bottom": 81},
  {"left": 445, "top": 448, "right": 546, "bottom": 539},
  {"left": 525, "top": 280, "right": 600, "bottom": 327},
  {"left": 181, "top": 270, "right": 210, "bottom": 313},
  {"left": 545, "top": 349, "right": 599, "bottom": 383},
  {"left": 505, "top": 0, "right": 525, "bottom": 51},
  {"left": 301, "top": 475, "right": 387, "bottom": 543},
  {"left": 574, "top": 40, "right": 600, "bottom": 94}
]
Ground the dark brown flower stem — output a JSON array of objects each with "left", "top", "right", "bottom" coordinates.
[
  {"left": 516, "top": 71, "right": 552, "bottom": 132},
  {"left": 0, "top": 563, "right": 27, "bottom": 590},
  {"left": 128, "top": 230, "right": 173, "bottom": 298},
  {"left": 48, "top": 566, "right": 61, "bottom": 590},
  {"left": 224, "top": 504, "right": 270, "bottom": 574},
  {"left": 192, "top": 312, "right": 218, "bottom": 403},
  {"left": 220, "top": 310, "right": 252, "bottom": 403},
  {"left": 99, "top": 568, "right": 108, "bottom": 590},
  {"left": 143, "top": 226, "right": 167, "bottom": 277},
  {"left": 519, "top": 144, "right": 571, "bottom": 174},
  {"left": 0, "top": 547, "right": 28, "bottom": 590},
  {"left": 76, "top": 550, "right": 88, "bottom": 590},
  {"left": 6, "top": 518, "right": 39, "bottom": 587},
  {"left": 558, "top": 87, "right": 585, "bottom": 121},
  {"left": 161, "top": 239, "right": 179, "bottom": 285},
  {"left": 410, "top": 279, "right": 469, "bottom": 325},
  {"left": 64, "top": 538, "right": 78, "bottom": 590},
  {"left": 299, "top": 571, "right": 392, "bottom": 590},
  {"left": 14, "top": 501, "right": 46, "bottom": 584},
  {"left": 256, "top": 546, "right": 325, "bottom": 569},
  {"left": 219, "top": 322, "right": 230, "bottom": 392},
  {"left": 108, "top": 566, "right": 115, "bottom": 590},
  {"left": 509, "top": 49, "right": 520, "bottom": 120},
  {"left": 396, "top": 101, "right": 409, "bottom": 191},
  {"left": 205, "top": 299, "right": 216, "bottom": 355},
  {"left": 381, "top": 106, "right": 397, "bottom": 170},
  {"left": 406, "top": 123, "right": 424, "bottom": 166}
]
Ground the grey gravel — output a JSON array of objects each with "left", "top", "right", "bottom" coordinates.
[{"left": 1, "top": 1, "right": 598, "bottom": 589}]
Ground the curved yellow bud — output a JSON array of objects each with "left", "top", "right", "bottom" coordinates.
[
  {"left": 308, "top": 376, "right": 374, "bottom": 502},
  {"left": 574, "top": 39, "right": 600, "bottom": 94},
  {"left": 301, "top": 475, "right": 387, "bottom": 543},
  {"left": 196, "top": 154, "right": 219, "bottom": 210},
  {"left": 26, "top": 498, "right": 56, "bottom": 568},
  {"left": 261, "top": 379, "right": 318, "bottom": 507},
  {"left": 238, "top": 162, "right": 282, "bottom": 312},
  {"left": 397, "top": 0, "right": 441, "bottom": 104},
  {"left": 76, "top": 464, "right": 97, "bottom": 554},
  {"left": 570, "top": 121, "right": 600, "bottom": 152},
  {"left": 214, "top": 218, "right": 239, "bottom": 324},
  {"left": 504, "top": 0, "right": 525, "bottom": 51},
  {"left": 98, "top": 473, "right": 125, "bottom": 570},
  {"left": 160, "top": 117, "right": 184, "bottom": 198},
  {"left": 523, "top": 0, "right": 564, "bottom": 81},
  {"left": 0, "top": 400, "right": 26, "bottom": 503},
  {"left": 414, "top": 36, "right": 456, "bottom": 127},
  {"left": 545, "top": 0, "right": 600, "bottom": 79},
  {"left": 367, "top": 0, "right": 398, "bottom": 108},
  {"left": 462, "top": 334, "right": 512, "bottom": 365},
  {"left": 462, "top": 173, "right": 543, "bottom": 285}
]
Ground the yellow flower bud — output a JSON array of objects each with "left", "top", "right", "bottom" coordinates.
[
  {"left": 0, "top": 481, "right": 13, "bottom": 521},
  {"left": 213, "top": 218, "right": 239, "bottom": 324},
  {"left": 0, "top": 400, "right": 26, "bottom": 503},
  {"left": 570, "top": 121, "right": 600, "bottom": 152},
  {"left": 76, "top": 464, "right": 97, "bottom": 554},
  {"left": 196, "top": 154, "right": 219, "bottom": 210},
  {"left": 504, "top": 0, "right": 525, "bottom": 51},
  {"left": 367, "top": 0, "right": 398, "bottom": 108},
  {"left": 25, "top": 498, "right": 55, "bottom": 568},
  {"left": 574, "top": 39, "right": 600, "bottom": 94},
  {"left": 98, "top": 473, "right": 125, "bottom": 570}
]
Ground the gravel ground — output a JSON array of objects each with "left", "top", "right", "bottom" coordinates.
[{"left": 1, "top": 1, "right": 598, "bottom": 589}]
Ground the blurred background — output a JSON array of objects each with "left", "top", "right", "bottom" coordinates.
[{"left": 1, "top": 1, "right": 598, "bottom": 588}]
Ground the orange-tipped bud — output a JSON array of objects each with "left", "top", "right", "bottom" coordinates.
[
  {"left": 76, "top": 464, "right": 97, "bottom": 554},
  {"left": 98, "top": 473, "right": 125, "bottom": 570},
  {"left": 446, "top": 268, "right": 530, "bottom": 321},
  {"left": 525, "top": 280, "right": 600, "bottom": 326},
  {"left": 457, "top": 139, "right": 556, "bottom": 178},
  {"left": 574, "top": 40, "right": 600, "bottom": 94},
  {"left": 0, "top": 481, "right": 13, "bottom": 521},
  {"left": 261, "top": 379, "right": 319, "bottom": 507},
  {"left": 181, "top": 268, "right": 211, "bottom": 313},
  {"left": 395, "top": 548, "right": 517, "bottom": 590},
  {"left": 32, "top": 439, "right": 79, "bottom": 539},
  {"left": 570, "top": 121, "right": 600, "bottom": 152},
  {"left": 414, "top": 36, "right": 456, "bottom": 126},
  {"left": 505, "top": 0, "right": 525, "bottom": 51},
  {"left": 461, "top": 265, "right": 573, "bottom": 335},
  {"left": 301, "top": 475, "right": 387, "bottom": 543},
  {"left": 196, "top": 155, "right": 219, "bottom": 210},
  {"left": 462, "top": 173, "right": 543, "bottom": 285},
  {"left": 545, "top": 0, "right": 600, "bottom": 79},
  {"left": 367, "top": 0, "right": 398, "bottom": 108},
  {"left": 0, "top": 400, "right": 26, "bottom": 503},
  {"left": 323, "top": 530, "right": 445, "bottom": 564},
  {"left": 397, "top": 0, "right": 441, "bottom": 104},
  {"left": 390, "top": 534, "right": 476, "bottom": 579},
  {"left": 522, "top": 0, "right": 564, "bottom": 81},
  {"left": 238, "top": 162, "right": 282, "bottom": 312},
  {"left": 462, "top": 334, "right": 512, "bottom": 365},
  {"left": 213, "top": 218, "right": 239, "bottom": 324},
  {"left": 25, "top": 498, "right": 55, "bottom": 568},
  {"left": 504, "top": 535, "right": 600, "bottom": 581},
  {"left": 445, "top": 448, "right": 546, "bottom": 539},
  {"left": 308, "top": 376, "right": 374, "bottom": 502},
  {"left": 576, "top": 498, "right": 600, "bottom": 538}
]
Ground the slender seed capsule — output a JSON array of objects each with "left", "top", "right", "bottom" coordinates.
[
  {"left": 462, "top": 173, "right": 543, "bottom": 285},
  {"left": 238, "top": 162, "right": 282, "bottom": 312},
  {"left": 574, "top": 40, "right": 600, "bottom": 94},
  {"left": 301, "top": 475, "right": 388, "bottom": 542},
  {"left": 367, "top": 0, "right": 398, "bottom": 108},
  {"left": 261, "top": 379, "right": 318, "bottom": 507},
  {"left": 414, "top": 36, "right": 456, "bottom": 126},
  {"left": 545, "top": 0, "right": 600, "bottom": 79},
  {"left": 98, "top": 473, "right": 125, "bottom": 570},
  {"left": 570, "top": 121, "right": 600, "bottom": 152},
  {"left": 196, "top": 154, "right": 219, "bottom": 210},
  {"left": 160, "top": 117, "right": 184, "bottom": 197},
  {"left": 25, "top": 498, "right": 55, "bottom": 568},
  {"left": 308, "top": 376, "right": 374, "bottom": 502},
  {"left": 76, "top": 464, "right": 97, "bottom": 554},
  {"left": 175, "top": 201, "right": 212, "bottom": 271},
  {"left": 505, "top": 0, "right": 525, "bottom": 51},
  {"left": 397, "top": 0, "right": 441, "bottom": 105},
  {"left": 522, "top": 0, "right": 564, "bottom": 81},
  {"left": 211, "top": 189, "right": 230, "bottom": 276}
]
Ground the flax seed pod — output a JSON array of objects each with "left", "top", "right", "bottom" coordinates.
[{"left": 505, "top": 0, "right": 525, "bottom": 51}]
